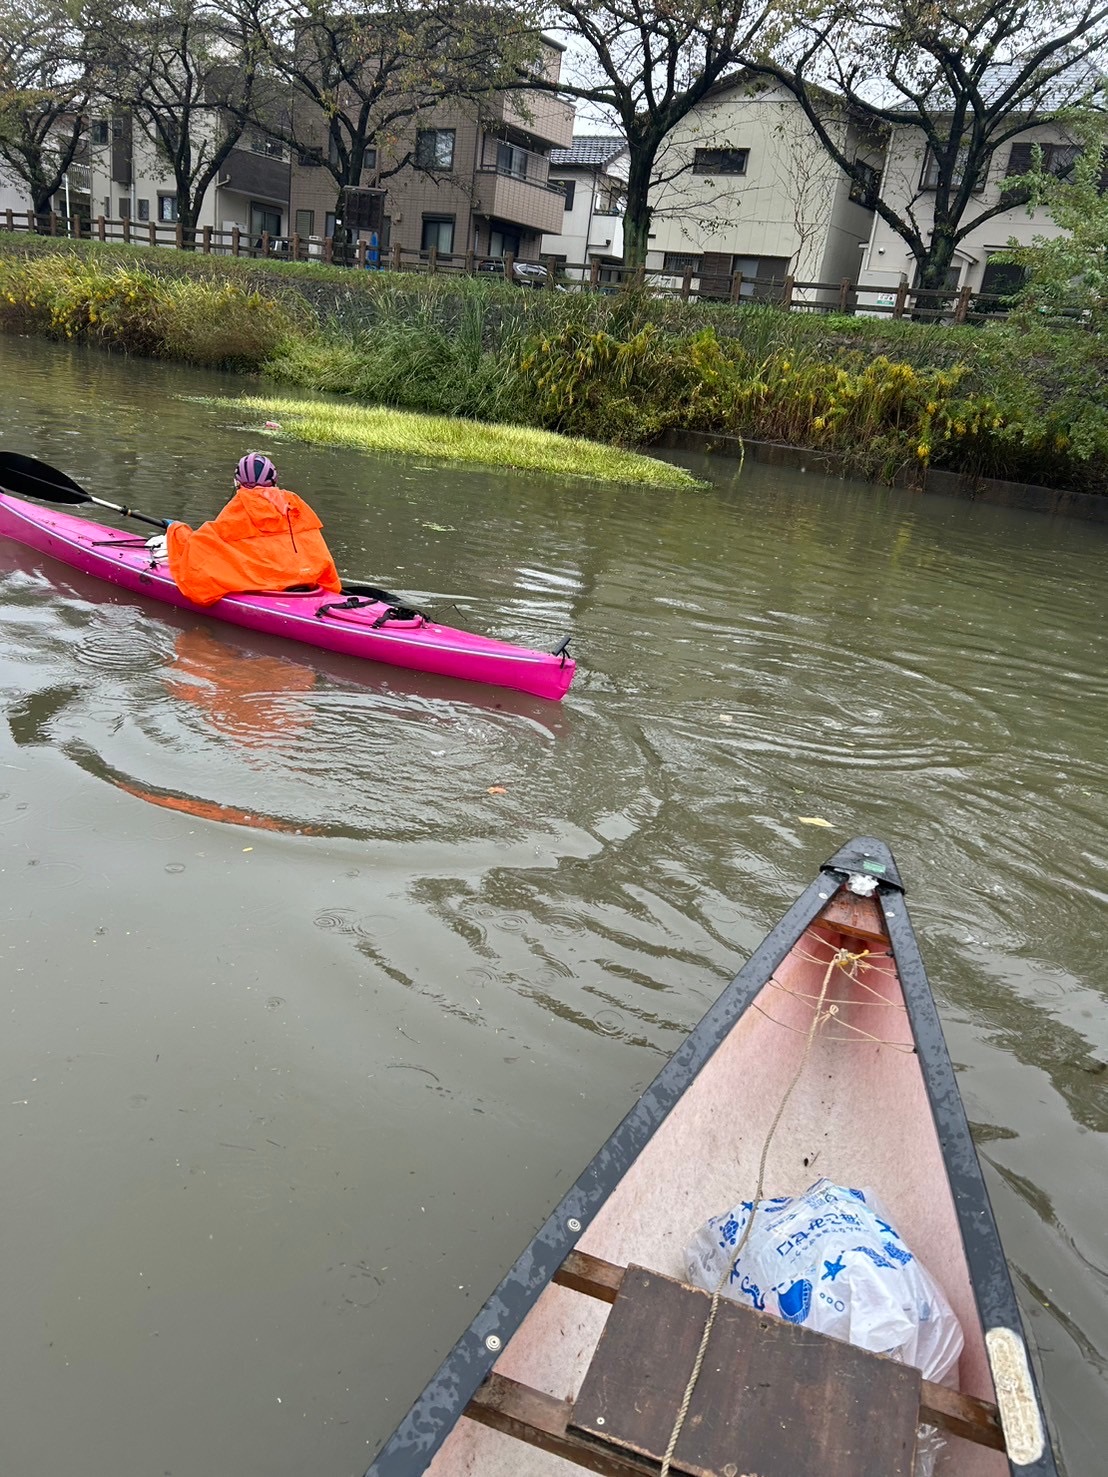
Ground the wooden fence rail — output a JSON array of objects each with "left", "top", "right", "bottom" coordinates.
[{"left": 0, "top": 210, "right": 1016, "bottom": 323}]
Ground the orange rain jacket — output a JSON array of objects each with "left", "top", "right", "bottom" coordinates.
[{"left": 165, "top": 485, "right": 342, "bottom": 607}]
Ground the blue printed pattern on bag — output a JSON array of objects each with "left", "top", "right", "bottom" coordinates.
[{"left": 777, "top": 1279, "right": 813, "bottom": 1324}]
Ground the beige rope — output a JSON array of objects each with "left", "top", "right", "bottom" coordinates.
[{"left": 658, "top": 946, "right": 865, "bottom": 1477}]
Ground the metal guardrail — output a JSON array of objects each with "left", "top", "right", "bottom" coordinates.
[{"left": 0, "top": 209, "right": 1019, "bottom": 322}]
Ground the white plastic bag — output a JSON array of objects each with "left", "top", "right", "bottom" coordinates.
[{"left": 685, "top": 1179, "right": 964, "bottom": 1472}]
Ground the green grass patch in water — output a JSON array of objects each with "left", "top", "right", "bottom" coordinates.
[{"left": 206, "top": 393, "right": 704, "bottom": 488}]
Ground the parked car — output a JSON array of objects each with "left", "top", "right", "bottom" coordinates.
[{"left": 477, "top": 257, "right": 555, "bottom": 288}]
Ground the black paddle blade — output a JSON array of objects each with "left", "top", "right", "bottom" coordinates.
[{"left": 0, "top": 451, "right": 91, "bottom": 505}]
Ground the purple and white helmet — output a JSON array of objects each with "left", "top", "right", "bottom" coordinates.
[{"left": 235, "top": 451, "right": 278, "bottom": 487}]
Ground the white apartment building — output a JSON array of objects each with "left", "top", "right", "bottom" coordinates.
[
  {"left": 84, "top": 113, "right": 289, "bottom": 241},
  {"left": 540, "top": 135, "right": 628, "bottom": 273},
  {"left": 647, "top": 75, "right": 881, "bottom": 296},
  {"left": 858, "top": 118, "right": 1084, "bottom": 301}
]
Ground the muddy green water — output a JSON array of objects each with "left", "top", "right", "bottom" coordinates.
[{"left": 0, "top": 336, "right": 1104, "bottom": 1477}]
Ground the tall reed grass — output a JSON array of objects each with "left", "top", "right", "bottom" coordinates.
[
  {"left": 0, "top": 251, "right": 291, "bottom": 368},
  {"left": 2, "top": 236, "right": 1105, "bottom": 493}
]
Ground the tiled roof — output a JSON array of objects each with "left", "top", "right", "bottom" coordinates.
[{"left": 549, "top": 135, "right": 627, "bottom": 168}]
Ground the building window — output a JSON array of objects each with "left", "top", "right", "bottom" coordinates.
[
  {"left": 295, "top": 209, "right": 315, "bottom": 237},
  {"left": 663, "top": 251, "right": 702, "bottom": 274},
  {"left": 250, "top": 203, "right": 282, "bottom": 239},
  {"left": 324, "top": 211, "right": 336, "bottom": 238},
  {"left": 158, "top": 194, "right": 178, "bottom": 222},
  {"left": 979, "top": 258, "right": 1027, "bottom": 300},
  {"left": 137, "top": 198, "right": 149, "bottom": 221},
  {"left": 421, "top": 215, "right": 455, "bottom": 253},
  {"left": 118, "top": 198, "right": 131, "bottom": 218},
  {"left": 557, "top": 178, "right": 575, "bottom": 210},
  {"left": 1005, "top": 141, "right": 1081, "bottom": 182},
  {"left": 364, "top": 146, "right": 377, "bottom": 173},
  {"left": 91, "top": 120, "right": 109, "bottom": 146},
  {"left": 920, "top": 146, "right": 986, "bottom": 193},
  {"left": 415, "top": 128, "right": 455, "bottom": 171},
  {"left": 495, "top": 140, "right": 530, "bottom": 178},
  {"left": 489, "top": 226, "right": 521, "bottom": 257},
  {"left": 849, "top": 160, "right": 879, "bottom": 207},
  {"left": 731, "top": 256, "right": 791, "bottom": 299},
  {"left": 692, "top": 147, "right": 749, "bottom": 175}
]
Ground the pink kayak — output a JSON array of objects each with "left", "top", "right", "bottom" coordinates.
[{"left": 0, "top": 492, "right": 576, "bottom": 701}]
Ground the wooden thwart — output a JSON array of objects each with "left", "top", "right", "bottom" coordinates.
[
  {"left": 571, "top": 1267, "right": 919, "bottom": 1477},
  {"left": 465, "top": 1249, "right": 1008, "bottom": 1473}
]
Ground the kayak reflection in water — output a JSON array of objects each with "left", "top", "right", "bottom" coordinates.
[
  {"left": 147, "top": 451, "right": 342, "bottom": 606},
  {"left": 98, "top": 626, "right": 323, "bottom": 833},
  {"left": 164, "top": 626, "right": 318, "bottom": 749}
]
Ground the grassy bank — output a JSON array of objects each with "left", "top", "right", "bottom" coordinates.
[
  {"left": 201, "top": 394, "right": 703, "bottom": 486},
  {"left": 2, "top": 233, "right": 1106, "bottom": 494}
]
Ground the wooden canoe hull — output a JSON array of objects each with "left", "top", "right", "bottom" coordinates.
[{"left": 367, "top": 839, "right": 1057, "bottom": 1477}]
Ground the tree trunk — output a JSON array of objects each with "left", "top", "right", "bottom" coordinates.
[
  {"left": 916, "top": 227, "right": 958, "bottom": 291},
  {"left": 621, "top": 142, "right": 657, "bottom": 270},
  {"left": 178, "top": 201, "right": 200, "bottom": 251}
]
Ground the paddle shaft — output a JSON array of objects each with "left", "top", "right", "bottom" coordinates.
[
  {"left": 85, "top": 496, "right": 169, "bottom": 530},
  {"left": 0, "top": 452, "right": 169, "bottom": 529}
]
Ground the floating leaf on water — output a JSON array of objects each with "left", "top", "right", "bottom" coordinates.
[
  {"left": 487, "top": 785, "right": 508, "bottom": 795},
  {"left": 797, "top": 816, "right": 832, "bottom": 828}
]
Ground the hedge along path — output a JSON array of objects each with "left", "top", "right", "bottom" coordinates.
[{"left": 201, "top": 394, "right": 708, "bottom": 488}]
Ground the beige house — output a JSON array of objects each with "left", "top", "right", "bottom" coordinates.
[
  {"left": 647, "top": 76, "right": 881, "bottom": 296},
  {"left": 858, "top": 120, "right": 1083, "bottom": 300},
  {"left": 287, "top": 40, "right": 574, "bottom": 261}
]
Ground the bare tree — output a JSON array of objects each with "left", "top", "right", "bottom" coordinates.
[
  {"left": 512, "top": 0, "right": 777, "bottom": 267},
  {"left": 91, "top": 0, "right": 261, "bottom": 240},
  {"left": 244, "top": 0, "right": 542, "bottom": 226},
  {"left": 0, "top": 0, "right": 97, "bottom": 216},
  {"left": 740, "top": 0, "right": 1108, "bottom": 289}
]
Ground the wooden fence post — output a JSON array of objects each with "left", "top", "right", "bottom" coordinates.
[
  {"left": 175, "top": 221, "right": 183, "bottom": 250},
  {"left": 589, "top": 257, "right": 601, "bottom": 291},
  {"left": 893, "top": 278, "right": 908, "bottom": 319},
  {"left": 429, "top": 245, "right": 438, "bottom": 274},
  {"left": 780, "top": 275, "right": 795, "bottom": 309},
  {"left": 391, "top": 241, "right": 402, "bottom": 272},
  {"left": 97, "top": 215, "right": 105, "bottom": 242},
  {"left": 504, "top": 250, "right": 515, "bottom": 285},
  {"left": 839, "top": 278, "right": 852, "bottom": 313},
  {"left": 546, "top": 255, "right": 556, "bottom": 289},
  {"left": 730, "top": 272, "right": 744, "bottom": 304},
  {"left": 261, "top": 231, "right": 270, "bottom": 258},
  {"left": 148, "top": 221, "right": 156, "bottom": 248},
  {"left": 681, "top": 267, "right": 692, "bottom": 301},
  {"left": 4, "top": 208, "right": 12, "bottom": 231},
  {"left": 954, "top": 283, "right": 972, "bottom": 323},
  {"left": 49, "top": 211, "right": 58, "bottom": 235},
  {"left": 71, "top": 214, "right": 81, "bottom": 239},
  {"left": 322, "top": 234, "right": 333, "bottom": 264},
  {"left": 291, "top": 232, "right": 301, "bottom": 263},
  {"left": 635, "top": 263, "right": 646, "bottom": 289},
  {"left": 465, "top": 249, "right": 475, "bottom": 275},
  {"left": 202, "top": 225, "right": 211, "bottom": 253},
  {"left": 26, "top": 209, "right": 35, "bottom": 233},
  {"left": 232, "top": 226, "right": 240, "bottom": 257}
]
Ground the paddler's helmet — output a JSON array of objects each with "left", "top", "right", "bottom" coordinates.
[{"left": 235, "top": 452, "right": 278, "bottom": 488}]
